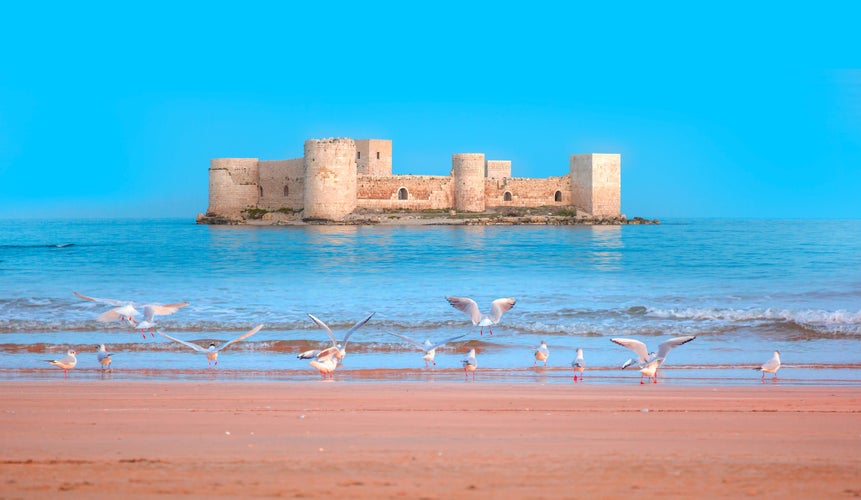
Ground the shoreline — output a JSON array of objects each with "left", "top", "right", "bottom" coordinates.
[
  {"left": 196, "top": 209, "right": 659, "bottom": 227},
  {"left": 2, "top": 382, "right": 859, "bottom": 498}
]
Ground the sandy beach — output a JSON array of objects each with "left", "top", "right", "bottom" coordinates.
[{"left": 1, "top": 382, "right": 859, "bottom": 498}]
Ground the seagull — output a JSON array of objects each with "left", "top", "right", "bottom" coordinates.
[
  {"left": 757, "top": 350, "right": 781, "bottom": 381},
  {"left": 307, "top": 312, "right": 375, "bottom": 363},
  {"left": 534, "top": 340, "right": 549, "bottom": 366},
  {"left": 96, "top": 344, "right": 113, "bottom": 372},
  {"left": 638, "top": 358, "right": 663, "bottom": 384},
  {"left": 462, "top": 348, "right": 478, "bottom": 380},
  {"left": 46, "top": 350, "right": 77, "bottom": 377},
  {"left": 445, "top": 296, "right": 516, "bottom": 335},
  {"left": 572, "top": 348, "right": 585, "bottom": 382},
  {"left": 73, "top": 292, "right": 188, "bottom": 337},
  {"left": 611, "top": 335, "right": 696, "bottom": 370},
  {"left": 387, "top": 332, "right": 467, "bottom": 368},
  {"left": 308, "top": 352, "right": 338, "bottom": 379},
  {"left": 157, "top": 325, "right": 263, "bottom": 367}
]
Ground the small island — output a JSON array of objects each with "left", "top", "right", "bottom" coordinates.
[{"left": 197, "top": 137, "right": 657, "bottom": 226}]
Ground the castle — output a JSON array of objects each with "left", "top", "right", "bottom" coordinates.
[{"left": 206, "top": 138, "right": 621, "bottom": 221}]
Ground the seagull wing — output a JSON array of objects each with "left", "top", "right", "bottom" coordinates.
[
  {"left": 656, "top": 336, "right": 697, "bottom": 359},
  {"left": 446, "top": 296, "right": 482, "bottom": 324},
  {"left": 342, "top": 312, "right": 375, "bottom": 346},
  {"left": 428, "top": 334, "right": 468, "bottom": 351},
  {"left": 387, "top": 332, "right": 427, "bottom": 350},
  {"left": 489, "top": 298, "right": 516, "bottom": 323},
  {"left": 141, "top": 306, "right": 156, "bottom": 322},
  {"left": 316, "top": 346, "right": 340, "bottom": 360},
  {"left": 146, "top": 302, "right": 190, "bottom": 316},
  {"left": 215, "top": 324, "right": 263, "bottom": 352},
  {"left": 72, "top": 292, "right": 128, "bottom": 307},
  {"left": 610, "top": 338, "right": 650, "bottom": 363},
  {"left": 308, "top": 314, "right": 338, "bottom": 347},
  {"left": 761, "top": 353, "right": 781, "bottom": 371},
  {"left": 157, "top": 330, "right": 207, "bottom": 353}
]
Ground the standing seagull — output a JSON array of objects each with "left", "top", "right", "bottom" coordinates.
[
  {"left": 96, "top": 344, "right": 113, "bottom": 372},
  {"left": 387, "top": 332, "right": 467, "bottom": 368},
  {"left": 158, "top": 325, "right": 263, "bottom": 367},
  {"left": 757, "top": 350, "right": 781, "bottom": 381},
  {"left": 610, "top": 335, "right": 696, "bottom": 381},
  {"left": 445, "top": 296, "right": 516, "bottom": 335},
  {"left": 462, "top": 348, "right": 478, "bottom": 380},
  {"left": 73, "top": 292, "right": 189, "bottom": 328},
  {"left": 534, "top": 340, "right": 550, "bottom": 367},
  {"left": 307, "top": 313, "right": 375, "bottom": 363},
  {"left": 46, "top": 350, "right": 77, "bottom": 377},
  {"left": 571, "top": 348, "right": 585, "bottom": 382}
]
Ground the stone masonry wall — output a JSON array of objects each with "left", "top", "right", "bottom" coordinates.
[
  {"left": 485, "top": 176, "right": 572, "bottom": 209},
  {"left": 355, "top": 139, "right": 393, "bottom": 176},
  {"left": 208, "top": 158, "right": 259, "bottom": 217},
  {"left": 303, "top": 138, "right": 357, "bottom": 220},
  {"left": 356, "top": 175, "right": 453, "bottom": 210},
  {"left": 452, "top": 153, "right": 486, "bottom": 212},
  {"left": 485, "top": 160, "right": 512, "bottom": 179},
  {"left": 258, "top": 159, "right": 304, "bottom": 211},
  {"left": 570, "top": 154, "right": 621, "bottom": 216}
]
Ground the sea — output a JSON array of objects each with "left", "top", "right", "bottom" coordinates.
[{"left": 1, "top": 218, "right": 859, "bottom": 385}]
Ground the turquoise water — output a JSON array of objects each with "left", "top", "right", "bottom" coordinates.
[{"left": 1, "top": 218, "right": 859, "bottom": 384}]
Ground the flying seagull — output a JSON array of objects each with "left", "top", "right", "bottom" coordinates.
[
  {"left": 445, "top": 296, "right": 516, "bottom": 335},
  {"left": 387, "top": 332, "right": 467, "bottom": 368},
  {"left": 73, "top": 292, "right": 188, "bottom": 337},
  {"left": 610, "top": 335, "right": 696, "bottom": 383},
  {"left": 158, "top": 325, "right": 263, "bottom": 367},
  {"left": 306, "top": 312, "right": 375, "bottom": 363}
]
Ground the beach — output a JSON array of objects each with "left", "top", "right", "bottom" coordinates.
[{"left": 2, "top": 382, "right": 859, "bottom": 498}]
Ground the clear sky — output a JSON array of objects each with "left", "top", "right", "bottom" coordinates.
[{"left": 1, "top": 2, "right": 859, "bottom": 219}]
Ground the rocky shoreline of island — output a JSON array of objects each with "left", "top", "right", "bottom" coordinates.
[{"left": 196, "top": 207, "right": 659, "bottom": 226}]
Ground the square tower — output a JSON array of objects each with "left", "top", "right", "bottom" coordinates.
[
  {"left": 355, "top": 139, "right": 393, "bottom": 176},
  {"left": 570, "top": 154, "right": 621, "bottom": 217},
  {"left": 485, "top": 160, "right": 511, "bottom": 179}
]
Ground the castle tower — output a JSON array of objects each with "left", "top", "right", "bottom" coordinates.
[
  {"left": 303, "top": 138, "right": 358, "bottom": 220},
  {"left": 452, "top": 153, "right": 486, "bottom": 212},
  {"left": 207, "top": 158, "right": 260, "bottom": 217},
  {"left": 570, "top": 154, "right": 621, "bottom": 217},
  {"left": 355, "top": 139, "right": 392, "bottom": 176}
]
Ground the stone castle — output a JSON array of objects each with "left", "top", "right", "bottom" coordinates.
[{"left": 206, "top": 138, "right": 621, "bottom": 221}]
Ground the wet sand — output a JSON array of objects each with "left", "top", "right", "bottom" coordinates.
[{"left": 1, "top": 382, "right": 860, "bottom": 498}]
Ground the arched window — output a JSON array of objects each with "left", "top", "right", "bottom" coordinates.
[
  {"left": 258, "top": 186, "right": 264, "bottom": 197},
  {"left": 283, "top": 185, "right": 289, "bottom": 197},
  {"left": 503, "top": 191, "right": 512, "bottom": 202},
  {"left": 554, "top": 190, "right": 562, "bottom": 202},
  {"left": 398, "top": 187, "right": 408, "bottom": 200}
]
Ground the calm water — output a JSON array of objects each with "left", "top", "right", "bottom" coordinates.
[{"left": 1, "top": 218, "right": 859, "bottom": 384}]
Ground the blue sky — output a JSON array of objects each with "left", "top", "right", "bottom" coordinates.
[{"left": 1, "top": 2, "right": 859, "bottom": 219}]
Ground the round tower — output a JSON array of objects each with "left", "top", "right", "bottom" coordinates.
[
  {"left": 207, "top": 158, "right": 260, "bottom": 218},
  {"left": 452, "top": 153, "right": 486, "bottom": 212},
  {"left": 303, "top": 138, "right": 358, "bottom": 220}
]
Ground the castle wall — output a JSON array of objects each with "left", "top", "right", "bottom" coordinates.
[
  {"left": 570, "top": 154, "right": 621, "bottom": 216},
  {"left": 356, "top": 175, "right": 453, "bottom": 210},
  {"left": 207, "top": 158, "right": 260, "bottom": 217},
  {"left": 452, "top": 153, "right": 486, "bottom": 212},
  {"left": 485, "top": 176, "right": 572, "bottom": 208},
  {"left": 258, "top": 159, "right": 304, "bottom": 211},
  {"left": 303, "top": 138, "right": 357, "bottom": 220},
  {"left": 485, "top": 160, "right": 511, "bottom": 179},
  {"left": 355, "top": 139, "right": 393, "bottom": 176}
]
